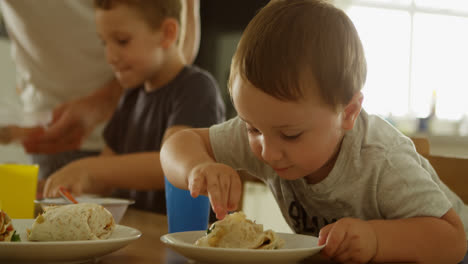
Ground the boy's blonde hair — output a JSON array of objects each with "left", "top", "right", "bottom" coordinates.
[
  {"left": 94, "top": 0, "right": 182, "bottom": 30},
  {"left": 229, "top": 0, "right": 367, "bottom": 109}
]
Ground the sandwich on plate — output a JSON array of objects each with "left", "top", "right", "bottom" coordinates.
[
  {"left": 28, "top": 203, "right": 115, "bottom": 241},
  {"left": 0, "top": 209, "right": 20, "bottom": 242},
  {"left": 195, "top": 211, "right": 284, "bottom": 249}
]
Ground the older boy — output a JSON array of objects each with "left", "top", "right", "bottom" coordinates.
[
  {"left": 161, "top": 0, "right": 468, "bottom": 262},
  {"left": 0, "top": 0, "right": 199, "bottom": 181},
  {"left": 43, "top": 0, "right": 225, "bottom": 214}
]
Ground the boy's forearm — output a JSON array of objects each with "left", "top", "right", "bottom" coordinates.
[
  {"left": 79, "top": 152, "right": 165, "bottom": 190},
  {"left": 370, "top": 209, "right": 467, "bottom": 263},
  {"left": 161, "top": 129, "right": 214, "bottom": 190}
]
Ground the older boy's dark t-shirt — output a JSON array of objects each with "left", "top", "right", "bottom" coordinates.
[{"left": 104, "top": 65, "right": 225, "bottom": 213}]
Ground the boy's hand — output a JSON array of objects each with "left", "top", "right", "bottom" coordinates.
[
  {"left": 43, "top": 160, "right": 108, "bottom": 198},
  {"left": 43, "top": 162, "right": 92, "bottom": 198},
  {"left": 188, "top": 162, "right": 242, "bottom": 220},
  {"left": 318, "top": 217, "right": 378, "bottom": 263}
]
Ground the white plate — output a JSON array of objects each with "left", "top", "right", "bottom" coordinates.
[
  {"left": 0, "top": 219, "right": 141, "bottom": 263},
  {"left": 160, "top": 231, "right": 325, "bottom": 264}
]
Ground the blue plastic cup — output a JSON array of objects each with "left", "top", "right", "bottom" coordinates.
[{"left": 164, "top": 177, "right": 210, "bottom": 233}]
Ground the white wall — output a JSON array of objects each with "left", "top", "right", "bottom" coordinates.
[{"left": 0, "top": 38, "right": 29, "bottom": 164}]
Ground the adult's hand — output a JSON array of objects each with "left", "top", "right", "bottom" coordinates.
[
  {"left": 22, "top": 99, "right": 92, "bottom": 153},
  {"left": 22, "top": 79, "right": 122, "bottom": 154},
  {"left": 0, "top": 125, "right": 44, "bottom": 145}
]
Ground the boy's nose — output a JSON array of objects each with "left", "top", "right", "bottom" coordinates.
[
  {"left": 261, "top": 138, "right": 282, "bottom": 163},
  {"left": 105, "top": 47, "right": 119, "bottom": 65}
]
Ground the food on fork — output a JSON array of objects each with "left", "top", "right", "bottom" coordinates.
[
  {"left": 0, "top": 210, "right": 20, "bottom": 242},
  {"left": 195, "top": 211, "right": 284, "bottom": 249},
  {"left": 28, "top": 203, "right": 115, "bottom": 241}
]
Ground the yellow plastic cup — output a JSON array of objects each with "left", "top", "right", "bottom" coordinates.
[{"left": 0, "top": 164, "right": 39, "bottom": 218}]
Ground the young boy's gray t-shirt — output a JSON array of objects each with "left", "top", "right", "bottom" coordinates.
[
  {"left": 209, "top": 110, "right": 468, "bottom": 236},
  {"left": 104, "top": 65, "right": 225, "bottom": 213}
]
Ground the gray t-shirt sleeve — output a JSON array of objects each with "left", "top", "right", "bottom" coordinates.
[{"left": 376, "top": 144, "right": 453, "bottom": 220}]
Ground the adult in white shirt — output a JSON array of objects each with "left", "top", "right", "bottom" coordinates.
[{"left": 0, "top": 0, "right": 200, "bottom": 182}]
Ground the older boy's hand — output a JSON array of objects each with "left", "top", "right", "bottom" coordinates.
[
  {"left": 188, "top": 162, "right": 242, "bottom": 220},
  {"left": 318, "top": 217, "right": 378, "bottom": 263},
  {"left": 43, "top": 159, "right": 110, "bottom": 198},
  {"left": 42, "top": 162, "right": 93, "bottom": 198}
]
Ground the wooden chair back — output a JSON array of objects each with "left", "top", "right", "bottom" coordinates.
[
  {"left": 411, "top": 137, "right": 468, "bottom": 204},
  {"left": 426, "top": 155, "right": 468, "bottom": 204},
  {"left": 410, "top": 137, "right": 430, "bottom": 156}
]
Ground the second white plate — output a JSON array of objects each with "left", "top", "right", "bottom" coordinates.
[
  {"left": 160, "top": 230, "right": 325, "bottom": 264},
  {"left": 0, "top": 219, "right": 141, "bottom": 263}
]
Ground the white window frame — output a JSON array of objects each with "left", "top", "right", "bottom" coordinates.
[
  {"left": 335, "top": 0, "right": 468, "bottom": 137},
  {"left": 332, "top": 0, "right": 468, "bottom": 156}
]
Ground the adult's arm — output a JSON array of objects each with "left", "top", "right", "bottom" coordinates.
[
  {"left": 22, "top": 78, "right": 123, "bottom": 154},
  {"left": 179, "top": 0, "right": 200, "bottom": 64}
]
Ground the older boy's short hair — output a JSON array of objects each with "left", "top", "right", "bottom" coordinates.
[
  {"left": 229, "top": 0, "right": 367, "bottom": 109},
  {"left": 94, "top": 0, "right": 181, "bottom": 29}
]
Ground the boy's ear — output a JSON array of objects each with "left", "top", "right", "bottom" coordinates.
[
  {"left": 342, "top": 92, "right": 363, "bottom": 131},
  {"left": 160, "top": 18, "right": 179, "bottom": 49}
]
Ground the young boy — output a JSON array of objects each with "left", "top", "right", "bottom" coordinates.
[
  {"left": 160, "top": 0, "right": 468, "bottom": 262},
  {"left": 43, "top": 0, "right": 225, "bottom": 214}
]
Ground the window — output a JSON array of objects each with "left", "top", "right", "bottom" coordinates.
[{"left": 335, "top": 0, "right": 468, "bottom": 135}]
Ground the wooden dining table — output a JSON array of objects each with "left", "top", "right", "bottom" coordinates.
[{"left": 87, "top": 208, "right": 443, "bottom": 264}]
